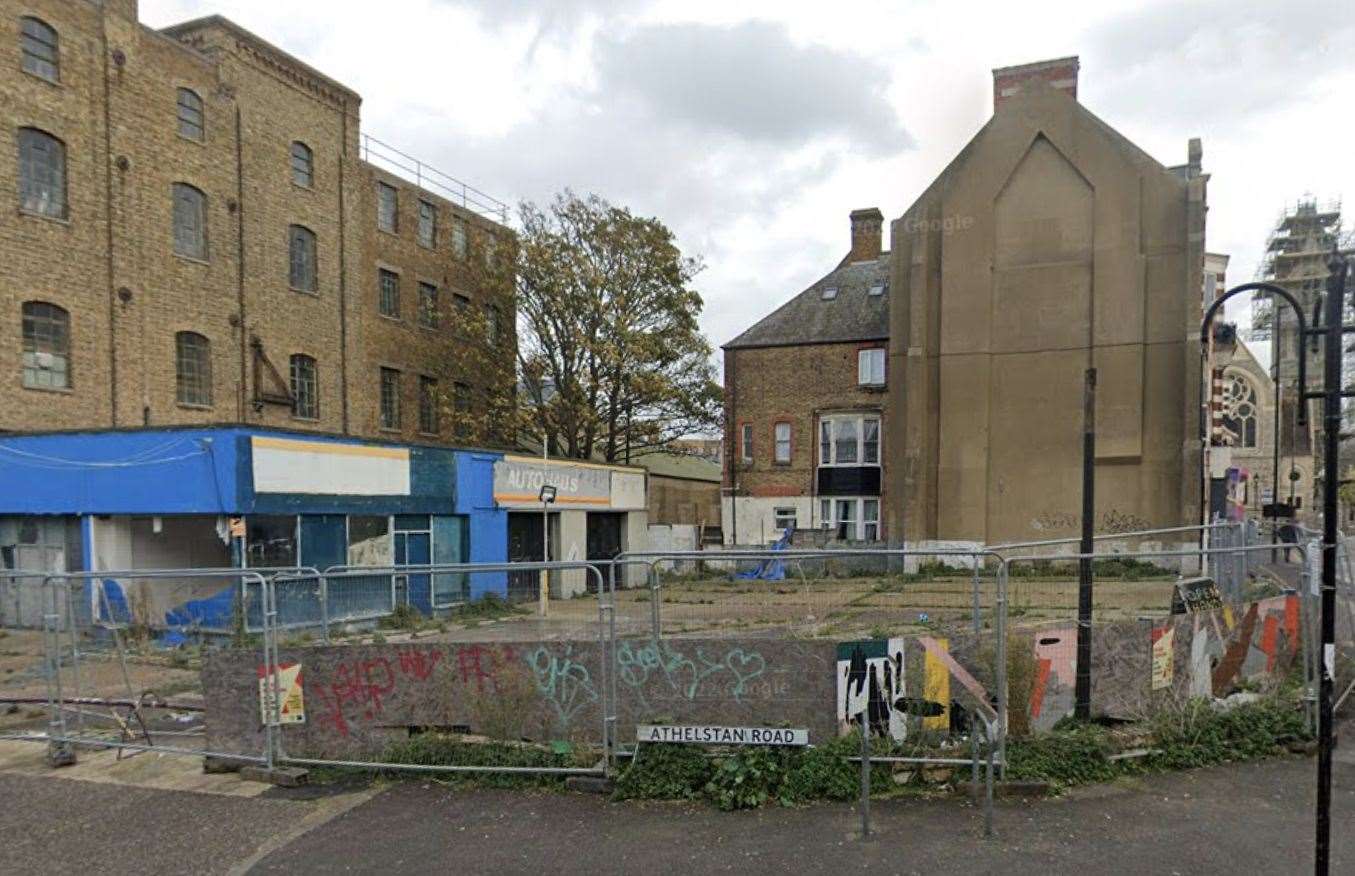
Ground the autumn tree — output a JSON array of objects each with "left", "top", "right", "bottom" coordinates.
[{"left": 514, "top": 191, "right": 721, "bottom": 461}]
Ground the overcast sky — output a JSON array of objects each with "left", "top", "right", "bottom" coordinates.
[{"left": 144, "top": 0, "right": 1355, "bottom": 367}]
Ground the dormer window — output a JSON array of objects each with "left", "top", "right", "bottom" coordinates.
[{"left": 821, "top": 286, "right": 838, "bottom": 300}]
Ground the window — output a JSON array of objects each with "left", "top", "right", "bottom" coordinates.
[
  {"left": 378, "top": 269, "right": 400, "bottom": 318},
  {"left": 174, "top": 331, "right": 212, "bottom": 406},
  {"left": 20, "top": 17, "right": 58, "bottom": 82},
  {"left": 486, "top": 304, "right": 501, "bottom": 346},
  {"left": 451, "top": 220, "right": 468, "bottom": 259},
  {"left": 380, "top": 367, "right": 401, "bottom": 429},
  {"left": 171, "top": 183, "right": 207, "bottom": 260},
  {"left": 868, "top": 282, "right": 886, "bottom": 297},
  {"left": 452, "top": 293, "right": 470, "bottom": 334},
  {"left": 774, "top": 507, "right": 797, "bottom": 532},
  {"left": 819, "top": 498, "right": 879, "bottom": 541},
  {"left": 453, "top": 381, "right": 471, "bottom": 437},
  {"left": 858, "top": 348, "right": 885, "bottom": 386},
  {"left": 1221, "top": 373, "right": 1258, "bottom": 448},
  {"left": 821, "top": 286, "right": 838, "bottom": 300},
  {"left": 289, "top": 225, "right": 317, "bottom": 291},
  {"left": 419, "top": 375, "right": 439, "bottom": 434},
  {"left": 418, "top": 200, "right": 436, "bottom": 248},
  {"left": 176, "top": 88, "right": 204, "bottom": 141},
  {"left": 377, "top": 182, "right": 398, "bottom": 232},
  {"left": 246, "top": 515, "right": 296, "bottom": 567},
  {"left": 740, "top": 423, "right": 753, "bottom": 463},
  {"left": 820, "top": 414, "right": 881, "bottom": 465},
  {"left": 774, "top": 422, "right": 791, "bottom": 464},
  {"left": 290, "top": 141, "right": 313, "bottom": 187},
  {"left": 17, "top": 128, "right": 65, "bottom": 218},
  {"left": 418, "top": 282, "right": 439, "bottom": 328},
  {"left": 21, "top": 301, "right": 69, "bottom": 389},
  {"left": 290, "top": 354, "right": 318, "bottom": 419}
]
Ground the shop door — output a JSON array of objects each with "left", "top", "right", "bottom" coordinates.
[
  {"left": 586, "top": 512, "right": 625, "bottom": 591},
  {"left": 394, "top": 515, "right": 432, "bottom": 612},
  {"left": 507, "top": 513, "right": 545, "bottom": 601}
]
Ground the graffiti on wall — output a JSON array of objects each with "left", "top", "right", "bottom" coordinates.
[
  {"left": 617, "top": 640, "right": 770, "bottom": 712},
  {"left": 527, "top": 642, "right": 599, "bottom": 729},
  {"left": 1029, "top": 625, "right": 1077, "bottom": 731},
  {"left": 1193, "top": 594, "right": 1299, "bottom": 697},
  {"left": 836, "top": 639, "right": 907, "bottom": 740}
]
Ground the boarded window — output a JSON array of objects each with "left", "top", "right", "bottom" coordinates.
[
  {"left": 172, "top": 183, "right": 207, "bottom": 259},
  {"left": 290, "top": 141, "right": 313, "bottom": 187},
  {"left": 418, "top": 200, "right": 436, "bottom": 247},
  {"left": 17, "top": 128, "right": 65, "bottom": 218},
  {"left": 176, "top": 88, "right": 204, "bottom": 141},
  {"left": 20, "top": 17, "right": 58, "bottom": 82},
  {"left": 21, "top": 301, "right": 69, "bottom": 389},
  {"left": 175, "top": 331, "right": 212, "bottom": 406}
]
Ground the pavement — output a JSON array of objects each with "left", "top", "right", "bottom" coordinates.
[{"left": 1, "top": 731, "right": 1352, "bottom": 875}]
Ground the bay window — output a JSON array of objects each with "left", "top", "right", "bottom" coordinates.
[
  {"left": 819, "top": 413, "right": 880, "bottom": 466},
  {"left": 818, "top": 497, "right": 880, "bottom": 541}
]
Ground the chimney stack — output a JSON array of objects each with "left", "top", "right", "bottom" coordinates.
[
  {"left": 849, "top": 208, "right": 884, "bottom": 263},
  {"left": 992, "top": 56, "right": 1079, "bottom": 113}
]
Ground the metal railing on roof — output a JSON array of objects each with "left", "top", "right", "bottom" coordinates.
[{"left": 360, "top": 133, "right": 509, "bottom": 224}]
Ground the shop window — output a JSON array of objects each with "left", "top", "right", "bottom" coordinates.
[
  {"left": 347, "top": 515, "right": 392, "bottom": 566},
  {"left": 246, "top": 515, "right": 297, "bottom": 567}
]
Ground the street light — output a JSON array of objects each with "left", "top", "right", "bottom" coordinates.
[
  {"left": 538, "top": 483, "right": 557, "bottom": 617},
  {"left": 1202, "top": 265, "right": 1355, "bottom": 876}
]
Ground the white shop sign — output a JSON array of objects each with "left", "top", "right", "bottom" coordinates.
[{"left": 636, "top": 724, "right": 808, "bottom": 746}]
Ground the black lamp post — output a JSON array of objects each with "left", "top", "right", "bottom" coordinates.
[{"left": 1202, "top": 259, "right": 1350, "bottom": 876}]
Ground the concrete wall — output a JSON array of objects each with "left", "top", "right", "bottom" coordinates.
[{"left": 201, "top": 594, "right": 1316, "bottom": 760}]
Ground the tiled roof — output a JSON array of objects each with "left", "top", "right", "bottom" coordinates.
[{"left": 724, "top": 254, "right": 889, "bottom": 349}]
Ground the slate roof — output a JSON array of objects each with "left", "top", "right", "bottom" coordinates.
[{"left": 723, "top": 254, "right": 890, "bottom": 349}]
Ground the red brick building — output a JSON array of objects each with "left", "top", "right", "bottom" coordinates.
[{"left": 722, "top": 209, "right": 889, "bottom": 544}]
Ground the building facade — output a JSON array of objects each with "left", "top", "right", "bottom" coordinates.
[
  {"left": 2, "top": 1, "right": 514, "bottom": 445},
  {"left": 723, "top": 209, "right": 889, "bottom": 545},
  {"left": 724, "top": 57, "right": 1208, "bottom": 547}
]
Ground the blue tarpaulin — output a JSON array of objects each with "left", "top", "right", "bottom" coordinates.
[{"left": 733, "top": 528, "right": 793, "bottom": 580}]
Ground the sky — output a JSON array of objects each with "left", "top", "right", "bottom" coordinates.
[{"left": 142, "top": 0, "right": 1355, "bottom": 369}]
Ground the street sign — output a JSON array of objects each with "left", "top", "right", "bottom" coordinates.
[{"left": 636, "top": 724, "right": 808, "bottom": 746}]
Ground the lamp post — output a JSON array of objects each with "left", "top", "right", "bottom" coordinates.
[
  {"left": 1202, "top": 264, "right": 1355, "bottom": 875},
  {"left": 538, "top": 483, "right": 557, "bottom": 617}
]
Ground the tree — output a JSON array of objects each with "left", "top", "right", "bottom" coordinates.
[{"left": 505, "top": 191, "right": 721, "bottom": 461}]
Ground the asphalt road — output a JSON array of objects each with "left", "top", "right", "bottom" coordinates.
[{"left": 3, "top": 749, "right": 1352, "bottom": 874}]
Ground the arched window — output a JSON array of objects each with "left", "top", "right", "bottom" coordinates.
[
  {"left": 17, "top": 128, "right": 66, "bottom": 218},
  {"left": 20, "top": 17, "right": 58, "bottom": 82},
  {"left": 290, "top": 354, "right": 318, "bottom": 419},
  {"left": 289, "top": 225, "right": 317, "bottom": 291},
  {"left": 290, "top": 141, "right": 313, "bottom": 187},
  {"left": 176, "top": 88, "right": 204, "bottom": 141},
  {"left": 175, "top": 331, "right": 212, "bottom": 406},
  {"left": 171, "top": 183, "right": 208, "bottom": 259},
  {"left": 21, "top": 301, "right": 69, "bottom": 389},
  {"left": 1221, "top": 372, "right": 1258, "bottom": 448}
]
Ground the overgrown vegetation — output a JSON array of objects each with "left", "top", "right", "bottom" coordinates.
[{"left": 382, "top": 733, "right": 586, "bottom": 789}]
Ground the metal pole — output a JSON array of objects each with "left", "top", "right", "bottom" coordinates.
[
  {"left": 1075, "top": 367, "right": 1096, "bottom": 720},
  {"left": 1314, "top": 255, "right": 1347, "bottom": 876},
  {"left": 859, "top": 717, "right": 871, "bottom": 839}
]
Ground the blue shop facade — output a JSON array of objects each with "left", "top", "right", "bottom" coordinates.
[{"left": 0, "top": 427, "right": 507, "bottom": 627}]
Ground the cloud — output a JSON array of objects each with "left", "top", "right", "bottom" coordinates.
[{"left": 594, "top": 20, "right": 910, "bottom": 154}]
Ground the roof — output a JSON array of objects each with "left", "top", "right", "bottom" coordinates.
[
  {"left": 631, "top": 451, "right": 722, "bottom": 483},
  {"left": 723, "top": 254, "right": 890, "bottom": 349}
]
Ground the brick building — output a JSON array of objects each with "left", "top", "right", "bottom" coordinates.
[
  {"left": 722, "top": 208, "right": 889, "bottom": 545},
  {"left": 2, "top": 1, "right": 514, "bottom": 444},
  {"left": 725, "top": 57, "right": 1207, "bottom": 547}
]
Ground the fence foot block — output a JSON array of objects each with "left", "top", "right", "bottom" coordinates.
[
  {"left": 202, "top": 755, "right": 250, "bottom": 774},
  {"left": 46, "top": 744, "right": 76, "bottom": 769},
  {"left": 239, "top": 765, "right": 309, "bottom": 787},
  {"left": 564, "top": 776, "right": 613, "bottom": 795}
]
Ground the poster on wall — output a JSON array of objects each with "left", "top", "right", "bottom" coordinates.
[
  {"left": 257, "top": 661, "right": 305, "bottom": 725},
  {"left": 1151, "top": 626, "right": 1175, "bottom": 690},
  {"left": 836, "top": 638, "right": 906, "bottom": 741}
]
